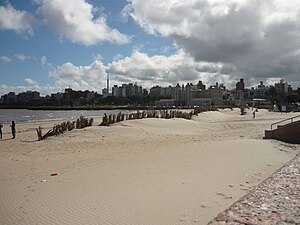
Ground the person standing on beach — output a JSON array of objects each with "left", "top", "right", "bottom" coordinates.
[
  {"left": 10, "top": 121, "right": 16, "bottom": 139},
  {"left": 0, "top": 123, "right": 3, "bottom": 139}
]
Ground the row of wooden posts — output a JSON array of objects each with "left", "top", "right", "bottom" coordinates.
[
  {"left": 36, "top": 107, "right": 218, "bottom": 140},
  {"left": 36, "top": 116, "right": 93, "bottom": 140},
  {"left": 100, "top": 107, "right": 218, "bottom": 126}
]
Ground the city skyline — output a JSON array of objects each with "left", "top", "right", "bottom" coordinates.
[
  {"left": 1, "top": 0, "right": 300, "bottom": 96},
  {"left": 1, "top": 78, "right": 296, "bottom": 98},
  {"left": 1, "top": 77, "right": 299, "bottom": 109}
]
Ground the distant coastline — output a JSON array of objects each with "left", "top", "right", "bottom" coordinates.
[
  {"left": 0, "top": 105, "right": 153, "bottom": 111},
  {"left": 0, "top": 105, "right": 206, "bottom": 111}
]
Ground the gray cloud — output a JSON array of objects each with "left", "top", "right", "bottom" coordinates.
[{"left": 125, "top": 0, "right": 300, "bottom": 87}]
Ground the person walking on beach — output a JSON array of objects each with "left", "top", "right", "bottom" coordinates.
[
  {"left": 253, "top": 109, "right": 258, "bottom": 119},
  {"left": 10, "top": 121, "right": 16, "bottom": 139},
  {"left": 0, "top": 123, "right": 3, "bottom": 139}
]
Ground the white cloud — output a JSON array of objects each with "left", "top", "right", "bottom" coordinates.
[
  {"left": 3, "top": 47, "right": 293, "bottom": 97},
  {"left": 24, "top": 78, "right": 37, "bottom": 85},
  {"left": 0, "top": 55, "right": 12, "bottom": 63},
  {"left": 37, "top": 0, "right": 130, "bottom": 45},
  {"left": 107, "top": 50, "right": 235, "bottom": 89},
  {"left": 40, "top": 55, "right": 54, "bottom": 69},
  {"left": 120, "top": 4, "right": 132, "bottom": 23},
  {"left": 49, "top": 60, "right": 107, "bottom": 92},
  {"left": 125, "top": 0, "right": 300, "bottom": 86},
  {"left": 0, "top": 3, "right": 35, "bottom": 35},
  {"left": 41, "top": 55, "right": 47, "bottom": 65},
  {"left": 0, "top": 84, "right": 27, "bottom": 96},
  {"left": 49, "top": 53, "right": 221, "bottom": 93},
  {"left": 15, "top": 53, "right": 32, "bottom": 61},
  {"left": 265, "top": 78, "right": 281, "bottom": 87},
  {"left": 0, "top": 83, "right": 61, "bottom": 96},
  {"left": 38, "top": 51, "right": 236, "bottom": 95}
]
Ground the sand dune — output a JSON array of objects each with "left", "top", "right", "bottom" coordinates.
[{"left": 0, "top": 109, "right": 299, "bottom": 224}]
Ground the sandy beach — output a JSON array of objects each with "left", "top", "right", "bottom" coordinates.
[{"left": 0, "top": 108, "right": 299, "bottom": 225}]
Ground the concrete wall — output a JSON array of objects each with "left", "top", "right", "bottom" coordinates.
[{"left": 264, "top": 120, "right": 300, "bottom": 144}]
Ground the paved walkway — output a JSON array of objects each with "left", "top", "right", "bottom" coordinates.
[{"left": 208, "top": 153, "right": 300, "bottom": 225}]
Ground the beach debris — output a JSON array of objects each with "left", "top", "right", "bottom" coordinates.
[
  {"left": 200, "top": 204, "right": 209, "bottom": 208},
  {"left": 240, "top": 187, "right": 252, "bottom": 191},
  {"left": 99, "top": 108, "right": 218, "bottom": 126},
  {"left": 216, "top": 192, "right": 233, "bottom": 199},
  {"left": 100, "top": 113, "right": 109, "bottom": 126},
  {"left": 36, "top": 126, "right": 53, "bottom": 140},
  {"left": 240, "top": 106, "right": 247, "bottom": 115},
  {"left": 50, "top": 173, "right": 58, "bottom": 176},
  {"left": 76, "top": 116, "right": 93, "bottom": 129},
  {"left": 36, "top": 116, "right": 93, "bottom": 140},
  {"left": 36, "top": 126, "right": 43, "bottom": 141}
]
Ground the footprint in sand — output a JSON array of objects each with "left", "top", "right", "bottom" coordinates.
[{"left": 216, "top": 192, "right": 232, "bottom": 199}]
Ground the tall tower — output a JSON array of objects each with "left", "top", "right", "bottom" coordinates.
[
  {"left": 236, "top": 78, "right": 245, "bottom": 91},
  {"left": 106, "top": 72, "right": 109, "bottom": 94}
]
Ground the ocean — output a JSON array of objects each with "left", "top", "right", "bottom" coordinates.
[{"left": 0, "top": 109, "right": 133, "bottom": 123}]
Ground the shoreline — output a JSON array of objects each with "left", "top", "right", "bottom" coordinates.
[
  {"left": 0, "top": 105, "right": 271, "bottom": 111},
  {"left": 0, "top": 105, "right": 130, "bottom": 110},
  {"left": 1, "top": 105, "right": 163, "bottom": 111},
  {"left": 0, "top": 108, "right": 299, "bottom": 224}
]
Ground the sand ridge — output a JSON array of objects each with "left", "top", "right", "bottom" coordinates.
[{"left": 0, "top": 108, "right": 299, "bottom": 224}]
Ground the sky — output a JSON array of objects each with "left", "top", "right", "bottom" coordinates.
[{"left": 0, "top": 0, "right": 300, "bottom": 96}]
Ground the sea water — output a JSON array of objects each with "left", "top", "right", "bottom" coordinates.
[{"left": 0, "top": 109, "right": 132, "bottom": 123}]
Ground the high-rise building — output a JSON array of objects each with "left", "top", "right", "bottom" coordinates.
[
  {"left": 149, "top": 85, "right": 162, "bottom": 98},
  {"left": 7, "top": 92, "right": 17, "bottom": 104},
  {"left": 275, "top": 79, "right": 289, "bottom": 96},
  {"left": 236, "top": 79, "right": 245, "bottom": 91},
  {"left": 197, "top": 81, "right": 206, "bottom": 90},
  {"left": 17, "top": 91, "right": 40, "bottom": 104},
  {"left": 111, "top": 83, "right": 143, "bottom": 98}
]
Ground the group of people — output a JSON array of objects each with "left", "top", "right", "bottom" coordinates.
[{"left": 0, "top": 121, "right": 16, "bottom": 139}]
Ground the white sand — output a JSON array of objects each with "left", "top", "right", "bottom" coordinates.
[{"left": 0, "top": 108, "right": 299, "bottom": 225}]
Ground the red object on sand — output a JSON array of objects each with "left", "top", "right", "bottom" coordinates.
[{"left": 50, "top": 173, "right": 58, "bottom": 176}]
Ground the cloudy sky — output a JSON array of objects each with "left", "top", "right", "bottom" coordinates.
[{"left": 0, "top": 0, "right": 299, "bottom": 96}]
